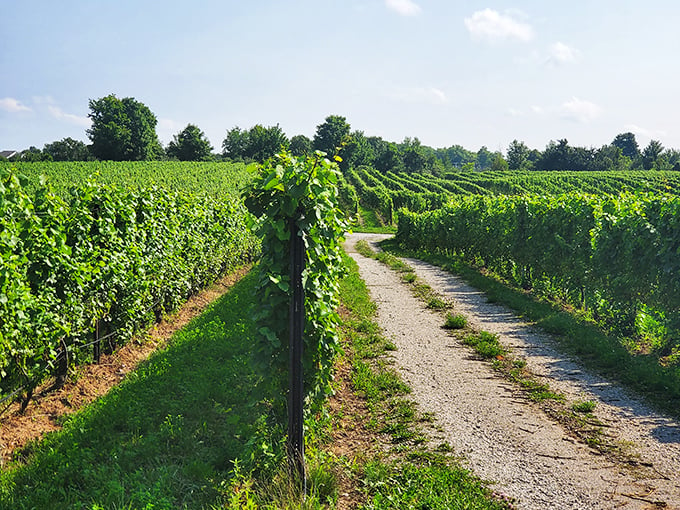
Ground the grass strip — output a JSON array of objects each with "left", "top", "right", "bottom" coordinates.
[{"left": 339, "top": 251, "right": 514, "bottom": 509}]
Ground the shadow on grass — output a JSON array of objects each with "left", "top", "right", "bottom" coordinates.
[{"left": 0, "top": 270, "right": 272, "bottom": 510}]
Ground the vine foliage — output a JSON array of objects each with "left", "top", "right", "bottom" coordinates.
[{"left": 245, "top": 151, "right": 348, "bottom": 419}]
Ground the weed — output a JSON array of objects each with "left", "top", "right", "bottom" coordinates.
[
  {"left": 572, "top": 400, "right": 597, "bottom": 413},
  {"left": 444, "top": 313, "right": 468, "bottom": 329}
]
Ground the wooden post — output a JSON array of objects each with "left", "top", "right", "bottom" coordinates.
[{"left": 288, "top": 216, "right": 306, "bottom": 491}]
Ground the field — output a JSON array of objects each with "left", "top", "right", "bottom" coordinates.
[{"left": 2, "top": 159, "right": 680, "bottom": 507}]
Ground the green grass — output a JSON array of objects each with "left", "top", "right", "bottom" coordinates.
[
  {"left": 0, "top": 271, "right": 267, "bottom": 509},
  {"left": 0, "top": 271, "right": 338, "bottom": 509},
  {"left": 339, "top": 252, "right": 513, "bottom": 509},
  {"left": 0, "top": 250, "right": 513, "bottom": 510},
  {"left": 444, "top": 312, "right": 468, "bottom": 329},
  {"left": 352, "top": 205, "right": 396, "bottom": 234}
]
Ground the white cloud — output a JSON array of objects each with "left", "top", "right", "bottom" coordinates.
[
  {"left": 390, "top": 86, "right": 449, "bottom": 105},
  {"left": 531, "top": 105, "right": 545, "bottom": 115},
  {"left": 506, "top": 108, "right": 524, "bottom": 117},
  {"left": 624, "top": 123, "right": 667, "bottom": 140},
  {"left": 561, "top": 97, "right": 602, "bottom": 123},
  {"left": 0, "top": 97, "right": 32, "bottom": 113},
  {"left": 464, "top": 9, "right": 533, "bottom": 43},
  {"left": 547, "top": 42, "right": 578, "bottom": 64},
  {"left": 47, "top": 105, "right": 91, "bottom": 127},
  {"left": 385, "top": 0, "right": 421, "bottom": 16}
]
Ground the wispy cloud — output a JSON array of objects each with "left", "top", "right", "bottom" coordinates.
[
  {"left": 547, "top": 42, "right": 578, "bottom": 65},
  {"left": 47, "top": 105, "right": 91, "bottom": 127},
  {"left": 561, "top": 97, "right": 602, "bottom": 123},
  {"left": 390, "top": 86, "right": 449, "bottom": 105},
  {"left": 385, "top": 0, "right": 421, "bottom": 17},
  {"left": 464, "top": 9, "right": 533, "bottom": 43},
  {"left": 624, "top": 123, "right": 667, "bottom": 140},
  {"left": 0, "top": 97, "right": 32, "bottom": 113}
]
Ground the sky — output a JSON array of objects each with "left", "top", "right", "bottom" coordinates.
[{"left": 2, "top": 0, "right": 679, "bottom": 155}]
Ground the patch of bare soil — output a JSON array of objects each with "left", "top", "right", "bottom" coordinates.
[
  {"left": 345, "top": 233, "right": 680, "bottom": 510},
  {"left": 0, "top": 265, "right": 251, "bottom": 467}
]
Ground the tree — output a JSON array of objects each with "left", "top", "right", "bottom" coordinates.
[
  {"left": 313, "top": 115, "right": 350, "bottom": 157},
  {"left": 612, "top": 132, "right": 640, "bottom": 160},
  {"left": 642, "top": 140, "right": 665, "bottom": 170},
  {"left": 506, "top": 140, "right": 529, "bottom": 170},
  {"left": 343, "top": 131, "right": 375, "bottom": 170},
  {"left": 374, "top": 142, "right": 403, "bottom": 173},
  {"left": 43, "top": 137, "right": 91, "bottom": 161},
  {"left": 289, "top": 134, "right": 312, "bottom": 157},
  {"left": 19, "top": 146, "right": 52, "bottom": 162},
  {"left": 166, "top": 124, "right": 213, "bottom": 161},
  {"left": 221, "top": 124, "right": 288, "bottom": 162},
  {"left": 222, "top": 126, "right": 249, "bottom": 160},
  {"left": 87, "top": 94, "right": 162, "bottom": 161},
  {"left": 476, "top": 146, "right": 494, "bottom": 170},
  {"left": 490, "top": 152, "right": 509, "bottom": 172},
  {"left": 247, "top": 124, "right": 288, "bottom": 162}
]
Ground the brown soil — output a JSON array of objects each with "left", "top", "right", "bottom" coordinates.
[{"left": 0, "top": 265, "right": 251, "bottom": 467}]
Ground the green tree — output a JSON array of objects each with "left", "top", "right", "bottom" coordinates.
[
  {"left": 87, "top": 94, "right": 162, "bottom": 161},
  {"left": 222, "top": 126, "right": 249, "bottom": 160},
  {"left": 642, "top": 140, "right": 665, "bottom": 170},
  {"left": 313, "top": 115, "right": 350, "bottom": 157},
  {"left": 506, "top": 140, "right": 529, "bottom": 170},
  {"left": 490, "top": 152, "right": 509, "bottom": 172},
  {"left": 247, "top": 124, "right": 288, "bottom": 162},
  {"left": 341, "top": 130, "right": 374, "bottom": 170},
  {"left": 475, "top": 146, "right": 495, "bottom": 170},
  {"left": 19, "top": 146, "right": 52, "bottom": 162},
  {"left": 166, "top": 124, "right": 213, "bottom": 161},
  {"left": 43, "top": 137, "right": 92, "bottom": 161},
  {"left": 289, "top": 134, "right": 312, "bottom": 157},
  {"left": 222, "top": 124, "right": 288, "bottom": 162},
  {"left": 612, "top": 132, "right": 640, "bottom": 160}
]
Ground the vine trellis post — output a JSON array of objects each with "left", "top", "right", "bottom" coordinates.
[{"left": 288, "top": 215, "right": 306, "bottom": 491}]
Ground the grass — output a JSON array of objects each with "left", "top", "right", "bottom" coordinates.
[
  {"left": 0, "top": 249, "right": 514, "bottom": 510},
  {"left": 0, "top": 270, "right": 338, "bottom": 509},
  {"left": 338, "top": 252, "right": 513, "bottom": 509},
  {"left": 444, "top": 312, "right": 468, "bottom": 329},
  {"left": 351, "top": 205, "right": 396, "bottom": 234},
  {"left": 381, "top": 238, "right": 680, "bottom": 420}
]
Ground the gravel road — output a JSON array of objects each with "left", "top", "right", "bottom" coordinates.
[{"left": 345, "top": 232, "right": 680, "bottom": 510}]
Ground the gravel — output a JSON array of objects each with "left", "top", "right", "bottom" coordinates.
[{"left": 345, "top": 232, "right": 680, "bottom": 510}]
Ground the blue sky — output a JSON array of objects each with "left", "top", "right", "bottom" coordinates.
[{"left": 2, "top": 1, "right": 679, "bottom": 154}]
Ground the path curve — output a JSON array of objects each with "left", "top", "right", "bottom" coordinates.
[{"left": 345, "top": 232, "right": 680, "bottom": 510}]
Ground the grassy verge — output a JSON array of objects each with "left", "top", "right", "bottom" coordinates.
[
  {"left": 0, "top": 270, "right": 337, "bottom": 509},
  {"left": 338, "top": 251, "right": 514, "bottom": 509},
  {"left": 380, "top": 239, "right": 680, "bottom": 420}
]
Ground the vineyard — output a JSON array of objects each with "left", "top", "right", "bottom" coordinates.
[
  {"left": 344, "top": 166, "right": 680, "bottom": 377},
  {"left": 0, "top": 161, "right": 260, "bottom": 412}
]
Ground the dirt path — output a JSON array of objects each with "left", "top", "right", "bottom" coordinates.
[{"left": 345, "top": 233, "right": 680, "bottom": 510}]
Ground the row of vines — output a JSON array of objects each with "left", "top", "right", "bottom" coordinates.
[
  {"left": 397, "top": 193, "right": 680, "bottom": 364},
  {"left": 0, "top": 164, "right": 259, "bottom": 411}
]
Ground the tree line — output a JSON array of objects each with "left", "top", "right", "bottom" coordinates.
[{"left": 3, "top": 94, "right": 678, "bottom": 173}]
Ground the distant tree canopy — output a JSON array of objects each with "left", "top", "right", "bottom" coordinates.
[
  {"left": 43, "top": 137, "right": 91, "bottom": 161},
  {"left": 167, "top": 124, "right": 213, "bottom": 161},
  {"left": 313, "top": 115, "right": 350, "bottom": 157},
  {"left": 222, "top": 124, "right": 288, "bottom": 162},
  {"left": 289, "top": 134, "right": 312, "bottom": 157},
  {"left": 87, "top": 94, "right": 162, "bottom": 161}
]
